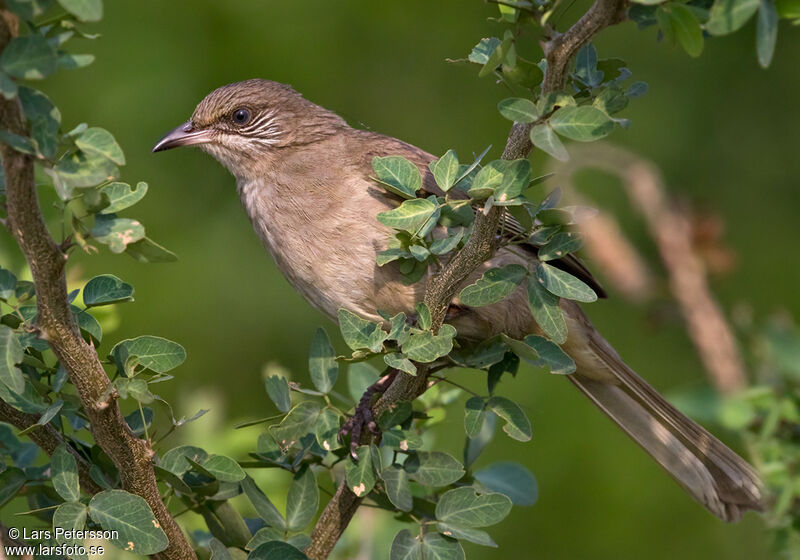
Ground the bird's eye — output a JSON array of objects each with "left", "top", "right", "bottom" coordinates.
[{"left": 232, "top": 108, "right": 251, "bottom": 125}]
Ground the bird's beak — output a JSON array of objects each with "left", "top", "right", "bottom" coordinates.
[{"left": 152, "top": 121, "right": 213, "bottom": 153}]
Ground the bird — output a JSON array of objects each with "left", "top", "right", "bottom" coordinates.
[{"left": 153, "top": 79, "right": 763, "bottom": 522}]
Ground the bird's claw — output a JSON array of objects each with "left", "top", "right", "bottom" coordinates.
[
  {"left": 337, "top": 369, "right": 399, "bottom": 460},
  {"left": 338, "top": 404, "right": 381, "bottom": 460}
]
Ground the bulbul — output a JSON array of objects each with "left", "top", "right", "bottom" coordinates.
[{"left": 153, "top": 79, "right": 763, "bottom": 522}]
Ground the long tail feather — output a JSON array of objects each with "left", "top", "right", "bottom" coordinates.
[{"left": 565, "top": 310, "right": 763, "bottom": 521}]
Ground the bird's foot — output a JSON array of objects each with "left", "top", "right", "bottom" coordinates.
[{"left": 338, "top": 369, "right": 398, "bottom": 460}]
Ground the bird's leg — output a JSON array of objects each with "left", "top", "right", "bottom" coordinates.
[{"left": 338, "top": 368, "right": 399, "bottom": 459}]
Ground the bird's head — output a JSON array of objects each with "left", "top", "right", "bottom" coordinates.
[{"left": 153, "top": 79, "right": 347, "bottom": 178}]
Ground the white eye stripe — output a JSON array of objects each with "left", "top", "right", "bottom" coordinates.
[{"left": 240, "top": 110, "right": 277, "bottom": 132}]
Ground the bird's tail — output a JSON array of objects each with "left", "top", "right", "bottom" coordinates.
[{"left": 567, "top": 322, "right": 764, "bottom": 522}]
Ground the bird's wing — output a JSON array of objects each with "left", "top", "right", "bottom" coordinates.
[{"left": 357, "top": 132, "right": 607, "bottom": 298}]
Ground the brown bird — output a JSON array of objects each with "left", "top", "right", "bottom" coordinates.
[{"left": 153, "top": 79, "right": 763, "bottom": 522}]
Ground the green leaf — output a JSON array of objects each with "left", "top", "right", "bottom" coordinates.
[
  {"left": 530, "top": 123, "right": 569, "bottom": 162},
  {"left": 0, "top": 324, "right": 25, "bottom": 394},
  {"left": 378, "top": 401, "right": 413, "bottom": 430},
  {"left": 435, "top": 486, "right": 512, "bottom": 527},
  {"left": 286, "top": 466, "right": 319, "bottom": 531},
  {"left": 19, "top": 86, "right": 60, "bottom": 158},
  {"left": 381, "top": 428, "right": 423, "bottom": 451},
  {"left": 497, "top": 98, "right": 539, "bottom": 123},
  {"left": 246, "top": 527, "right": 283, "bottom": 551},
  {"left": 593, "top": 87, "right": 628, "bottom": 115},
  {"left": 669, "top": 5, "right": 704, "bottom": 57},
  {"left": 487, "top": 396, "right": 532, "bottom": 441},
  {"left": 265, "top": 375, "right": 291, "bottom": 413},
  {"left": 574, "top": 44, "right": 604, "bottom": 87},
  {"left": 125, "top": 237, "right": 178, "bottom": 263},
  {"left": 270, "top": 401, "right": 321, "bottom": 448},
  {"left": 345, "top": 445, "right": 378, "bottom": 497},
  {"left": 464, "top": 396, "right": 487, "bottom": 438},
  {"left": 384, "top": 352, "right": 417, "bottom": 375},
  {"left": 88, "top": 490, "right": 168, "bottom": 555},
  {"left": 72, "top": 305, "right": 102, "bottom": 344},
  {"left": 315, "top": 407, "right": 342, "bottom": 452},
  {"left": 91, "top": 214, "right": 144, "bottom": 253},
  {"left": 537, "top": 262, "right": 597, "bottom": 302},
  {"left": 0, "top": 268, "right": 17, "bottom": 299},
  {"left": 337, "top": 309, "right": 387, "bottom": 353},
  {"left": 203, "top": 455, "right": 245, "bottom": 482},
  {"left": 209, "top": 538, "right": 232, "bottom": 560},
  {"left": 100, "top": 181, "right": 148, "bottom": 214},
  {"left": 6, "top": 0, "right": 55, "bottom": 21},
  {"left": 58, "top": 0, "right": 103, "bottom": 21},
  {"left": 58, "top": 53, "right": 95, "bottom": 70},
  {"left": 706, "top": 0, "right": 760, "bottom": 34},
  {"left": 159, "top": 445, "right": 208, "bottom": 476},
  {"left": 308, "top": 327, "right": 338, "bottom": 393},
  {"left": 474, "top": 461, "right": 538, "bottom": 506},
  {"left": 0, "top": 35, "right": 57, "bottom": 80},
  {"left": 401, "top": 324, "right": 456, "bottom": 363},
  {"left": 391, "top": 530, "right": 465, "bottom": 560},
  {"left": 75, "top": 126, "right": 125, "bottom": 165},
  {"left": 377, "top": 198, "right": 438, "bottom": 233},
  {"left": 415, "top": 302, "right": 432, "bottom": 330},
  {"left": 111, "top": 335, "right": 186, "bottom": 375},
  {"left": 430, "top": 229, "right": 464, "bottom": 255},
  {"left": 526, "top": 275, "right": 567, "bottom": 344},
  {"left": 537, "top": 232, "right": 583, "bottom": 261},
  {"left": 242, "top": 476, "right": 286, "bottom": 531},
  {"left": 52, "top": 443, "right": 80, "bottom": 501},
  {"left": 468, "top": 37, "right": 501, "bottom": 64},
  {"left": 0, "top": 130, "right": 37, "bottom": 155},
  {"left": 0, "top": 467, "right": 26, "bottom": 507},
  {"left": 757, "top": 0, "right": 778, "bottom": 68},
  {"left": 380, "top": 464, "right": 413, "bottom": 512},
  {"left": 83, "top": 274, "right": 134, "bottom": 307},
  {"left": 549, "top": 106, "right": 614, "bottom": 142},
  {"left": 249, "top": 541, "right": 308, "bottom": 560},
  {"left": 429, "top": 150, "right": 459, "bottom": 191},
  {"left": 0, "top": 376, "right": 47, "bottom": 413},
  {"left": 53, "top": 502, "right": 89, "bottom": 560},
  {"left": 406, "top": 451, "right": 464, "bottom": 486},
  {"left": 373, "top": 156, "right": 422, "bottom": 198},
  {"left": 523, "top": 335, "right": 576, "bottom": 374},
  {"left": 54, "top": 151, "right": 119, "bottom": 189},
  {"left": 459, "top": 265, "right": 527, "bottom": 307},
  {"left": 437, "top": 523, "right": 497, "bottom": 548}
]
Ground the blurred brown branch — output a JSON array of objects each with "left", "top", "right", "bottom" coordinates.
[{"left": 549, "top": 144, "right": 747, "bottom": 394}]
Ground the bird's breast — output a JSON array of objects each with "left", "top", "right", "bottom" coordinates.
[{"left": 236, "top": 177, "right": 419, "bottom": 323}]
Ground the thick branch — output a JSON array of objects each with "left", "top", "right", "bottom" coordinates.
[
  {"left": 307, "top": 2, "right": 628, "bottom": 557},
  {"left": 0, "top": 11, "right": 195, "bottom": 560},
  {"left": 0, "top": 399, "right": 103, "bottom": 494}
]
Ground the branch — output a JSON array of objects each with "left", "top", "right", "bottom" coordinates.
[
  {"left": 0, "top": 399, "right": 103, "bottom": 494},
  {"left": 548, "top": 144, "right": 746, "bottom": 394},
  {"left": 0, "top": 10, "right": 195, "bottom": 560},
  {"left": 307, "top": 1, "right": 628, "bottom": 557}
]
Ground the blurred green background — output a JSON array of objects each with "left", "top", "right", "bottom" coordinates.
[{"left": 3, "top": 0, "right": 800, "bottom": 558}]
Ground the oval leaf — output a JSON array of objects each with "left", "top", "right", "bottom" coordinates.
[
  {"left": 286, "top": 466, "right": 319, "bottom": 531},
  {"left": 459, "top": 265, "right": 527, "bottom": 307},
  {"left": 549, "top": 106, "right": 614, "bottom": 142},
  {"left": 487, "top": 396, "right": 532, "bottom": 441},
  {"left": 88, "top": 490, "right": 168, "bottom": 555},
  {"left": 435, "top": 486, "right": 512, "bottom": 528},
  {"left": 83, "top": 274, "right": 134, "bottom": 307},
  {"left": 536, "top": 262, "right": 597, "bottom": 302}
]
